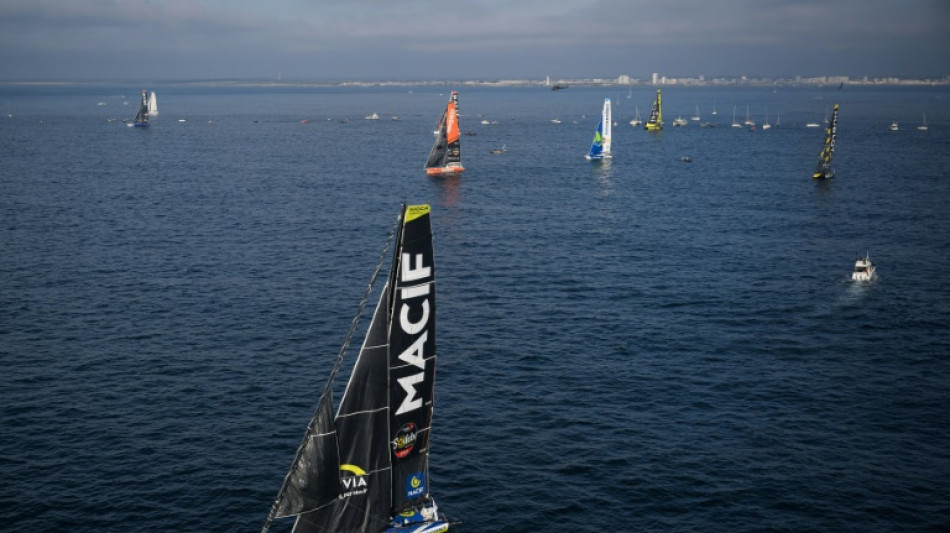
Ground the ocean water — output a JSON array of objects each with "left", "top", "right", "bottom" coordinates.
[{"left": 2, "top": 83, "right": 949, "bottom": 532}]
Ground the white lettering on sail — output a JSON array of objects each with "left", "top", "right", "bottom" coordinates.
[
  {"left": 396, "top": 373, "right": 424, "bottom": 415},
  {"left": 400, "top": 298, "right": 429, "bottom": 334},
  {"left": 401, "top": 253, "right": 431, "bottom": 282},
  {"left": 394, "top": 248, "right": 432, "bottom": 417},
  {"left": 398, "top": 331, "right": 428, "bottom": 370}
]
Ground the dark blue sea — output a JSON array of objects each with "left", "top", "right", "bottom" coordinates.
[{"left": 2, "top": 82, "right": 949, "bottom": 532}]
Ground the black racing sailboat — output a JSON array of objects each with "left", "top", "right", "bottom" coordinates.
[
  {"left": 131, "top": 89, "right": 149, "bottom": 128},
  {"left": 425, "top": 92, "right": 464, "bottom": 175},
  {"left": 812, "top": 103, "right": 839, "bottom": 179},
  {"left": 262, "top": 204, "right": 449, "bottom": 533}
]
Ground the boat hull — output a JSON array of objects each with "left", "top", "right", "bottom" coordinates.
[
  {"left": 383, "top": 520, "right": 449, "bottom": 533},
  {"left": 426, "top": 165, "right": 465, "bottom": 176}
]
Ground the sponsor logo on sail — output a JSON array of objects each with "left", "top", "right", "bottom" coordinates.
[
  {"left": 393, "top": 422, "right": 417, "bottom": 458},
  {"left": 406, "top": 471, "right": 426, "bottom": 499},
  {"left": 339, "top": 463, "right": 368, "bottom": 498}
]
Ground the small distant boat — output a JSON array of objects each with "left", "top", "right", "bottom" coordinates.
[
  {"left": 812, "top": 103, "right": 839, "bottom": 180},
  {"left": 261, "top": 204, "right": 451, "bottom": 533},
  {"left": 762, "top": 110, "right": 772, "bottom": 130},
  {"left": 851, "top": 253, "right": 876, "bottom": 281},
  {"left": 806, "top": 120, "right": 821, "bottom": 128},
  {"left": 585, "top": 98, "right": 612, "bottom": 161},
  {"left": 130, "top": 89, "right": 149, "bottom": 128},
  {"left": 731, "top": 106, "right": 742, "bottom": 128},
  {"left": 681, "top": 156, "right": 692, "bottom": 163},
  {"left": 550, "top": 119, "right": 562, "bottom": 124},
  {"left": 672, "top": 116, "right": 688, "bottom": 127},
  {"left": 552, "top": 84, "right": 569, "bottom": 91},
  {"left": 490, "top": 144, "right": 507, "bottom": 154},
  {"left": 365, "top": 112, "right": 380, "bottom": 120},
  {"left": 97, "top": 101, "right": 107, "bottom": 106},
  {"left": 425, "top": 91, "right": 465, "bottom": 175},
  {"left": 691, "top": 104, "right": 700, "bottom": 121},
  {"left": 711, "top": 103, "right": 718, "bottom": 115},
  {"left": 917, "top": 114, "right": 927, "bottom": 131},
  {"left": 744, "top": 105, "right": 755, "bottom": 126},
  {"left": 629, "top": 105, "right": 642, "bottom": 126},
  {"left": 645, "top": 89, "right": 662, "bottom": 131},
  {"left": 889, "top": 121, "right": 899, "bottom": 131},
  {"left": 148, "top": 91, "right": 158, "bottom": 116}
]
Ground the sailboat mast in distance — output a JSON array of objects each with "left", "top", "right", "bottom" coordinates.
[
  {"left": 425, "top": 92, "right": 465, "bottom": 176},
  {"left": 646, "top": 89, "right": 662, "bottom": 131},
  {"left": 812, "top": 103, "right": 839, "bottom": 179},
  {"left": 131, "top": 89, "right": 149, "bottom": 128},
  {"left": 585, "top": 98, "right": 612, "bottom": 160}
]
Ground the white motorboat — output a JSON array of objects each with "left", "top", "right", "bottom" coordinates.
[{"left": 852, "top": 253, "right": 876, "bottom": 281}]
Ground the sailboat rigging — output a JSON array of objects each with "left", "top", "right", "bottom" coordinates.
[
  {"left": 812, "top": 103, "right": 839, "bottom": 180},
  {"left": 586, "top": 98, "right": 612, "bottom": 160},
  {"left": 425, "top": 92, "right": 465, "bottom": 175},
  {"left": 262, "top": 204, "right": 450, "bottom": 533},
  {"left": 645, "top": 89, "right": 662, "bottom": 131}
]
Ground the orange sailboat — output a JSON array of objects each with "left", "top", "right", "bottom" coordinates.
[{"left": 425, "top": 91, "right": 465, "bottom": 175}]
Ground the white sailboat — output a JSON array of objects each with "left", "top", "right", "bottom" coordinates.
[
  {"left": 917, "top": 113, "right": 928, "bottom": 131},
  {"left": 629, "top": 105, "right": 642, "bottom": 126},
  {"left": 586, "top": 98, "right": 612, "bottom": 160},
  {"left": 731, "top": 106, "right": 742, "bottom": 128},
  {"left": 147, "top": 91, "right": 158, "bottom": 116}
]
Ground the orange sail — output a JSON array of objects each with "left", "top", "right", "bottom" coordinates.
[{"left": 425, "top": 91, "right": 465, "bottom": 175}]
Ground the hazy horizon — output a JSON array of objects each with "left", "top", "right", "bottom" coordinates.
[{"left": 1, "top": 0, "right": 948, "bottom": 82}]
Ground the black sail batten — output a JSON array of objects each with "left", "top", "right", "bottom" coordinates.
[
  {"left": 388, "top": 205, "right": 437, "bottom": 513},
  {"left": 262, "top": 212, "right": 401, "bottom": 533}
]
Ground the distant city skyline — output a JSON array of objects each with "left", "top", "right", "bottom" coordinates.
[{"left": 1, "top": 0, "right": 948, "bottom": 81}]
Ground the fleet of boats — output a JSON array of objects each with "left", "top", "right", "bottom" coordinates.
[{"left": 262, "top": 204, "right": 450, "bottom": 533}]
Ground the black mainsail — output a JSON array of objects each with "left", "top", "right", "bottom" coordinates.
[
  {"left": 264, "top": 204, "right": 448, "bottom": 533},
  {"left": 425, "top": 92, "right": 464, "bottom": 175},
  {"left": 132, "top": 89, "right": 149, "bottom": 127},
  {"left": 813, "top": 103, "right": 839, "bottom": 179}
]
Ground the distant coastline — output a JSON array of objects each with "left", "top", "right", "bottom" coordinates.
[{"left": 1, "top": 74, "right": 948, "bottom": 88}]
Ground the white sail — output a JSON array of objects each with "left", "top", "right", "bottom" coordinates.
[
  {"left": 602, "top": 98, "right": 612, "bottom": 155},
  {"left": 148, "top": 92, "right": 158, "bottom": 116}
]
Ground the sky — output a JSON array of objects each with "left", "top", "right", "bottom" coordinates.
[{"left": 1, "top": 0, "right": 948, "bottom": 81}]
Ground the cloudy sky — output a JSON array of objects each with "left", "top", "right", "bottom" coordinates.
[{"left": 1, "top": 0, "right": 947, "bottom": 81}]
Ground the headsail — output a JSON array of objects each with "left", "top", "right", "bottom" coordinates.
[
  {"left": 585, "top": 98, "right": 612, "bottom": 160},
  {"left": 812, "top": 103, "right": 839, "bottom": 179},
  {"left": 264, "top": 205, "right": 447, "bottom": 533},
  {"left": 425, "top": 92, "right": 465, "bottom": 175},
  {"left": 645, "top": 89, "right": 662, "bottom": 131},
  {"left": 148, "top": 91, "right": 158, "bottom": 116}
]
